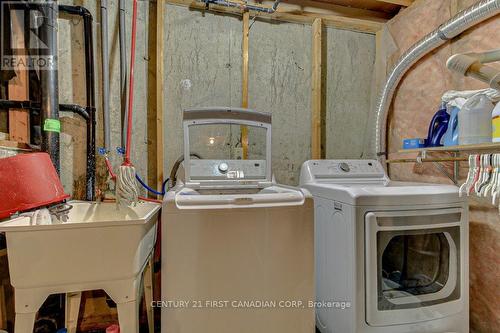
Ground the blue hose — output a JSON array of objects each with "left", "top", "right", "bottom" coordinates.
[{"left": 135, "top": 173, "right": 168, "bottom": 196}]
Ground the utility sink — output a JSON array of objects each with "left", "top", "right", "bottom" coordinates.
[{"left": 0, "top": 200, "right": 160, "bottom": 292}]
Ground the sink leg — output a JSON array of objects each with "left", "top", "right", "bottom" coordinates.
[
  {"left": 14, "top": 312, "right": 36, "bottom": 333},
  {"left": 14, "top": 288, "right": 48, "bottom": 333},
  {"left": 144, "top": 257, "right": 154, "bottom": 333},
  {"left": 65, "top": 292, "right": 82, "bottom": 333},
  {"left": 117, "top": 301, "right": 139, "bottom": 333}
]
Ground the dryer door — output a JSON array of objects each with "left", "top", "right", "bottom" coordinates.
[{"left": 365, "top": 207, "right": 466, "bottom": 326}]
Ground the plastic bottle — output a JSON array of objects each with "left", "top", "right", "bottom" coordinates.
[
  {"left": 458, "top": 94, "right": 494, "bottom": 145},
  {"left": 492, "top": 102, "right": 500, "bottom": 142}
]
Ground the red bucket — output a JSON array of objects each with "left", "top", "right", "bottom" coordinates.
[{"left": 0, "top": 152, "right": 69, "bottom": 219}]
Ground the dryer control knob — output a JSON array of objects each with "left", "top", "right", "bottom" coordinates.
[
  {"left": 218, "top": 162, "right": 229, "bottom": 173},
  {"left": 339, "top": 162, "right": 350, "bottom": 172}
]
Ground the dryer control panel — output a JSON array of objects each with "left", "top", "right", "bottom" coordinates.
[{"left": 299, "top": 159, "right": 388, "bottom": 184}]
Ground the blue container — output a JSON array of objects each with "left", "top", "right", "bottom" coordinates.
[
  {"left": 426, "top": 104, "right": 450, "bottom": 147},
  {"left": 443, "top": 106, "right": 459, "bottom": 146}
]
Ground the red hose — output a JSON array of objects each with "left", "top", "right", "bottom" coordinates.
[
  {"left": 124, "top": 0, "right": 138, "bottom": 166},
  {"left": 105, "top": 158, "right": 117, "bottom": 180}
]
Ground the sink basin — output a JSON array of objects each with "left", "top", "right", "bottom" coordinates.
[{"left": 0, "top": 200, "right": 160, "bottom": 290}]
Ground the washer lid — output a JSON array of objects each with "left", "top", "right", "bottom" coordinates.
[
  {"left": 182, "top": 107, "right": 273, "bottom": 188},
  {"left": 302, "top": 181, "right": 462, "bottom": 206}
]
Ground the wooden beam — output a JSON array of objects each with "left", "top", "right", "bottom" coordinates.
[
  {"left": 8, "top": 10, "right": 29, "bottom": 143},
  {"left": 157, "top": 0, "right": 165, "bottom": 194},
  {"left": 261, "top": 0, "right": 391, "bottom": 21},
  {"left": 241, "top": 11, "right": 249, "bottom": 159},
  {"left": 374, "top": 0, "right": 413, "bottom": 6},
  {"left": 165, "top": 0, "right": 384, "bottom": 34},
  {"left": 311, "top": 18, "right": 322, "bottom": 159}
]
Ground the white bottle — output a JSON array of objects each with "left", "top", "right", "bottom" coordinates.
[
  {"left": 492, "top": 102, "right": 500, "bottom": 143},
  {"left": 458, "top": 94, "right": 494, "bottom": 145}
]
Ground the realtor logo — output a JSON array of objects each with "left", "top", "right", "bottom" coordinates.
[{"left": 1, "top": 0, "right": 56, "bottom": 71}]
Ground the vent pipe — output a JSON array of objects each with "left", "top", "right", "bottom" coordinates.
[
  {"left": 39, "top": 1, "right": 60, "bottom": 172},
  {"left": 373, "top": 0, "right": 500, "bottom": 162}
]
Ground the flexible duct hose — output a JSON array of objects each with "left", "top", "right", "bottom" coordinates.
[{"left": 373, "top": 0, "right": 500, "bottom": 162}]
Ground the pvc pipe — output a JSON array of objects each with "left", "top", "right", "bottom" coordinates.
[
  {"left": 101, "top": 0, "right": 111, "bottom": 152},
  {"left": 447, "top": 49, "right": 500, "bottom": 89},
  {"left": 373, "top": 0, "right": 500, "bottom": 162},
  {"left": 476, "top": 48, "right": 500, "bottom": 63}
]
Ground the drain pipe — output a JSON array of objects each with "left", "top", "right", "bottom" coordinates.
[
  {"left": 59, "top": 5, "right": 97, "bottom": 201},
  {"left": 201, "top": 0, "right": 282, "bottom": 14},
  {"left": 373, "top": 0, "right": 500, "bottom": 162},
  {"left": 39, "top": 1, "right": 60, "bottom": 173}
]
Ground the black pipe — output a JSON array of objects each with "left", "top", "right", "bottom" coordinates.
[
  {"left": 0, "top": 100, "right": 90, "bottom": 125},
  {"left": 59, "top": 5, "right": 96, "bottom": 201},
  {"left": 60, "top": 104, "right": 90, "bottom": 121},
  {"left": 39, "top": 2, "right": 60, "bottom": 173}
]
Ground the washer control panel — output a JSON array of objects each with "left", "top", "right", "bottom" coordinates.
[
  {"left": 190, "top": 159, "right": 267, "bottom": 180},
  {"left": 302, "top": 160, "right": 386, "bottom": 181}
]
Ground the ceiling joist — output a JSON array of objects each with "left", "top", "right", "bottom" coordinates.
[
  {"left": 165, "top": 0, "right": 384, "bottom": 33},
  {"left": 374, "top": 0, "right": 413, "bottom": 6}
]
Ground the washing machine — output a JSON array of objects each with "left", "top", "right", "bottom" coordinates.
[
  {"left": 299, "top": 160, "right": 469, "bottom": 333},
  {"left": 161, "top": 107, "right": 315, "bottom": 333}
]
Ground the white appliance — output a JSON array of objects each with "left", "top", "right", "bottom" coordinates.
[
  {"left": 161, "top": 108, "right": 315, "bottom": 333},
  {"left": 300, "top": 160, "right": 469, "bottom": 333}
]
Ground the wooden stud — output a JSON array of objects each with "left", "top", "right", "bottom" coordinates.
[
  {"left": 8, "top": 10, "right": 29, "bottom": 143},
  {"left": 311, "top": 18, "right": 322, "bottom": 159},
  {"left": 157, "top": 0, "right": 165, "bottom": 194},
  {"left": 241, "top": 11, "right": 250, "bottom": 159},
  {"left": 165, "top": 0, "right": 383, "bottom": 34},
  {"left": 65, "top": 292, "right": 82, "bottom": 333},
  {"left": 0, "top": 285, "right": 6, "bottom": 330}
]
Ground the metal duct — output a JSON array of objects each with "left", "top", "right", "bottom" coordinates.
[{"left": 373, "top": 0, "right": 500, "bottom": 162}]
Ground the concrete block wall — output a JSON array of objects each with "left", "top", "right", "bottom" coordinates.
[{"left": 162, "top": 3, "right": 376, "bottom": 186}]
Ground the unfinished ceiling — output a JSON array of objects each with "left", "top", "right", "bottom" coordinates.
[
  {"left": 314, "top": 0, "right": 410, "bottom": 13},
  {"left": 277, "top": 0, "right": 410, "bottom": 20}
]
